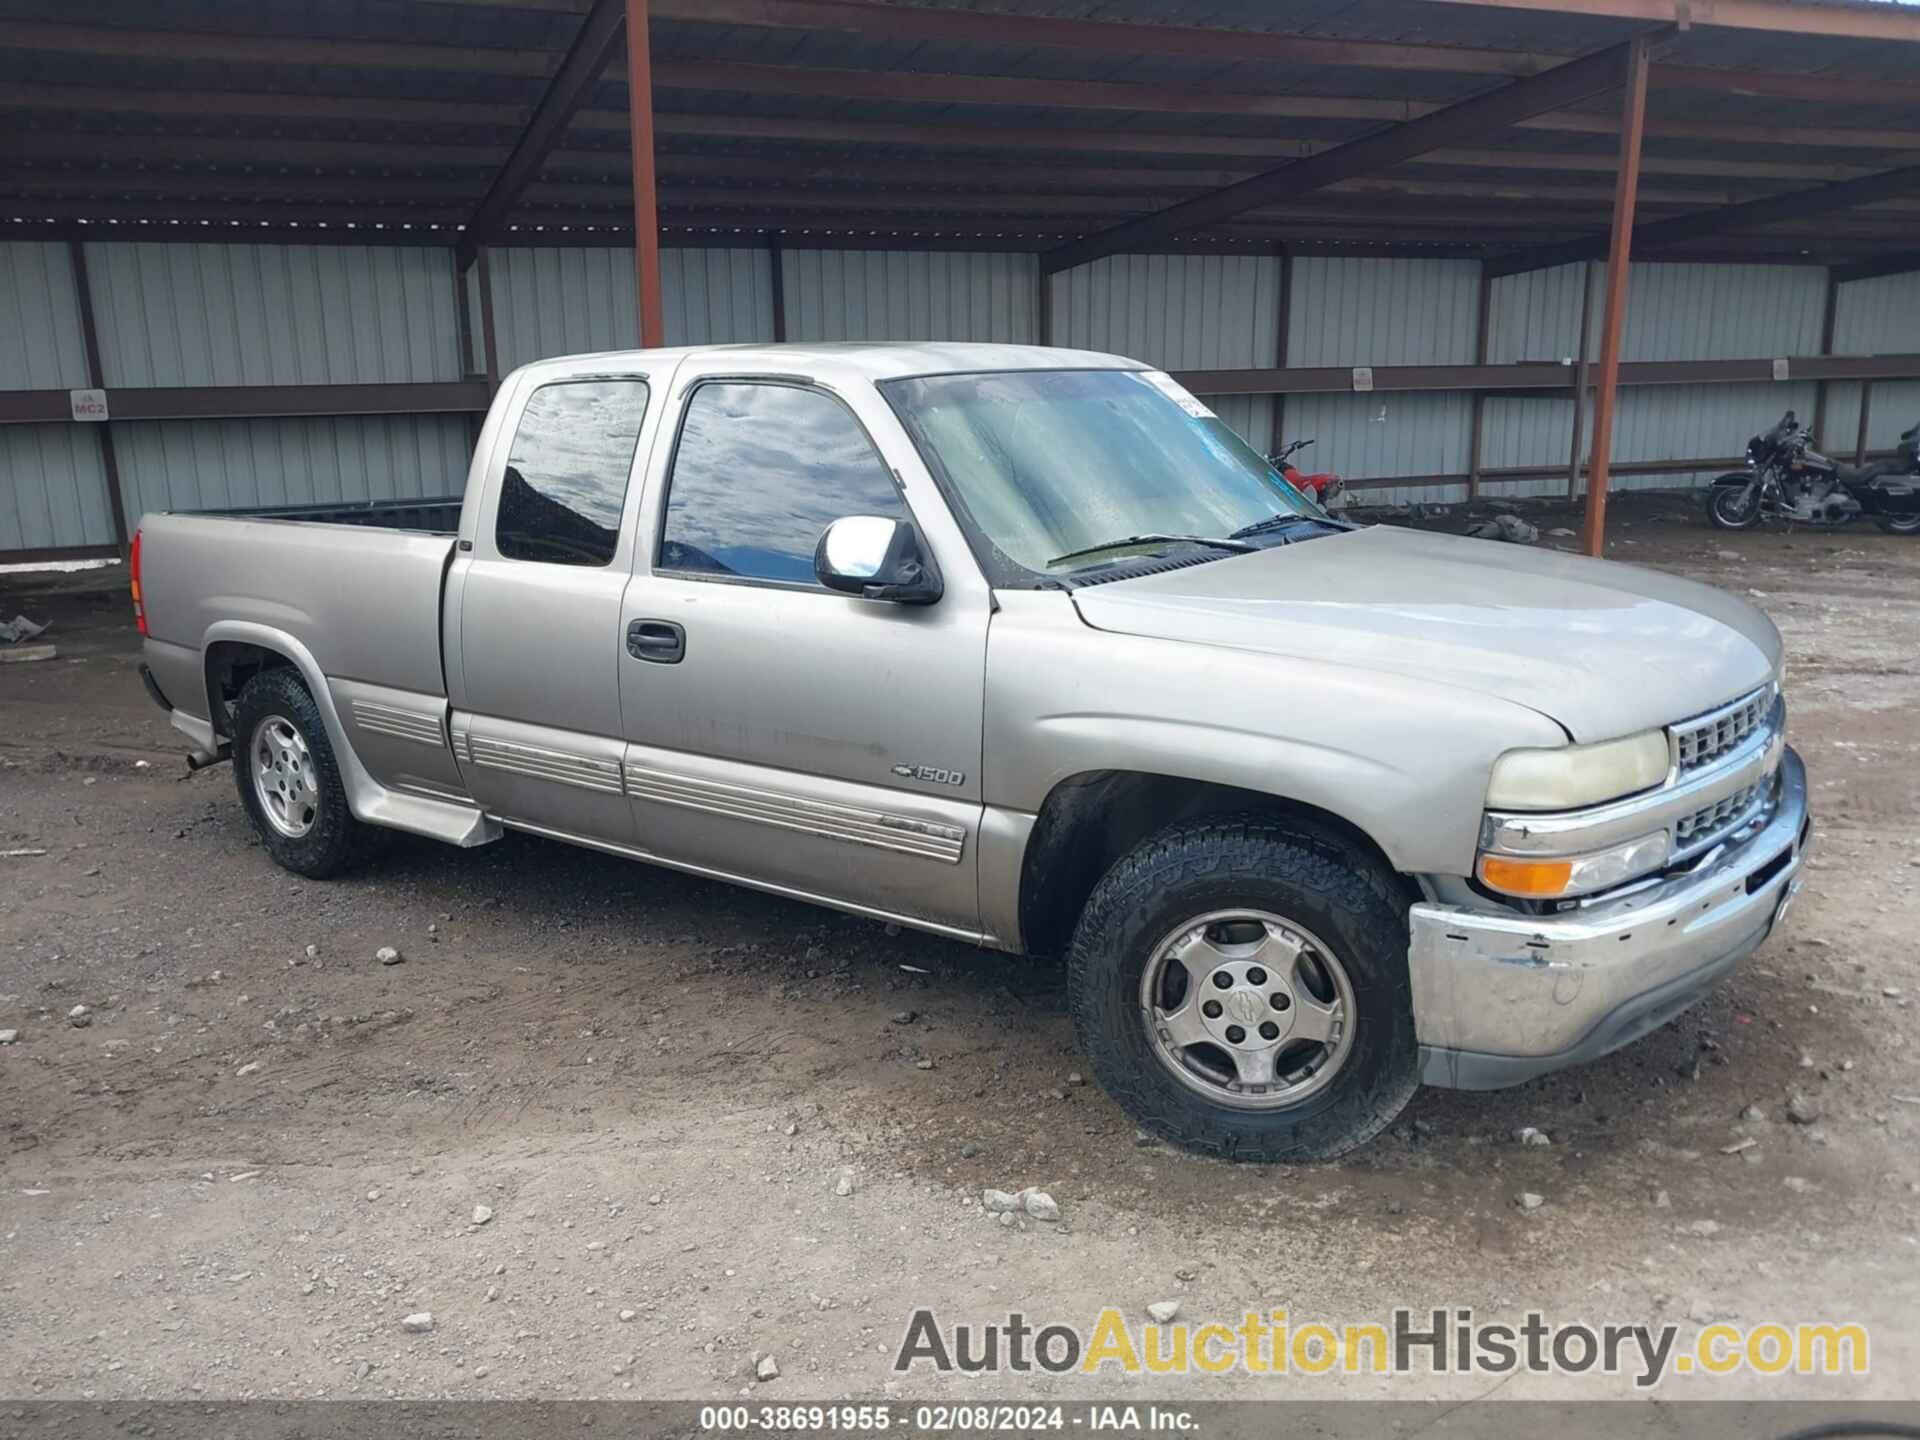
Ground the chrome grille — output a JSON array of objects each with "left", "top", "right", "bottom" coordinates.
[
  {"left": 1672, "top": 687, "right": 1773, "bottom": 773},
  {"left": 1673, "top": 780, "right": 1767, "bottom": 853}
]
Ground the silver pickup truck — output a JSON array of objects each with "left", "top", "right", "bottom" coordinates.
[{"left": 134, "top": 342, "right": 1809, "bottom": 1161}]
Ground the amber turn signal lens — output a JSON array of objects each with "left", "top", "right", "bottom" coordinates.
[{"left": 1477, "top": 855, "right": 1575, "bottom": 898}]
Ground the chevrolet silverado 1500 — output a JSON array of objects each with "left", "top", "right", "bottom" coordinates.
[{"left": 134, "top": 342, "right": 1809, "bottom": 1160}]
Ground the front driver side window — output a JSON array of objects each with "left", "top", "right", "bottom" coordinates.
[{"left": 658, "top": 381, "right": 910, "bottom": 586}]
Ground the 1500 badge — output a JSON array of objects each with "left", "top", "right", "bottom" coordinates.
[{"left": 892, "top": 763, "right": 966, "bottom": 786}]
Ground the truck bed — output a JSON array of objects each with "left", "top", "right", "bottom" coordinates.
[
  {"left": 138, "top": 510, "right": 457, "bottom": 725},
  {"left": 194, "top": 495, "right": 465, "bottom": 534}
]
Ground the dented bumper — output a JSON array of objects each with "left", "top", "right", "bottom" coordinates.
[{"left": 1412, "top": 747, "right": 1809, "bottom": 1090}]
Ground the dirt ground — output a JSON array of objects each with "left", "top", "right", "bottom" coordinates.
[{"left": 1, "top": 492, "right": 1917, "bottom": 1407}]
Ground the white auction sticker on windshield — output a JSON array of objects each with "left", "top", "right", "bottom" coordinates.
[{"left": 1140, "top": 370, "right": 1215, "bottom": 419}]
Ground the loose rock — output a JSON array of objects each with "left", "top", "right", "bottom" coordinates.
[
  {"left": 833, "top": 1169, "right": 855, "bottom": 1197},
  {"left": 376, "top": 946, "right": 403, "bottom": 966},
  {"left": 400, "top": 1312, "right": 434, "bottom": 1334},
  {"left": 1023, "top": 1190, "right": 1061, "bottom": 1222},
  {"left": 1515, "top": 1192, "right": 1545, "bottom": 1211},
  {"left": 0, "top": 1029, "right": 18, "bottom": 1044},
  {"left": 68, "top": 1004, "right": 92, "bottom": 1028},
  {"left": 982, "top": 1188, "right": 1020, "bottom": 1214},
  {"left": 235, "top": 1061, "right": 262, "bottom": 1078},
  {"left": 1786, "top": 1091, "right": 1820, "bottom": 1125},
  {"left": 1147, "top": 1300, "right": 1181, "bottom": 1324},
  {"left": 1513, "top": 1126, "right": 1550, "bottom": 1147},
  {"left": 472, "top": 1204, "right": 494, "bottom": 1226},
  {"left": 756, "top": 1355, "right": 780, "bottom": 1382}
]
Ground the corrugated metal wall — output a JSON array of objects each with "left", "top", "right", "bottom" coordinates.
[
  {"left": 1825, "top": 270, "right": 1920, "bottom": 453},
  {"left": 1285, "top": 257, "right": 1481, "bottom": 504},
  {"left": 1483, "top": 261, "right": 1827, "bottom": 499},
  {"left": 1050, "top": 252, "right": 1283, "bottom": 451},
  {"left": 482, "top": 245, "right": 776, "bottom": 373},
  {"left": 785, "top": 249, "right": 1037, "bottom": 344},
  {"left": 85, "top": 242, "right": 463, "bottom": 387},
  {"left": 10, "top": 235, "right": 1920, "bottom": 558},
  {"left": 1, "top": 241, "right": 114, "bottom": 552},
  {"left": 1, "top": 241, "right": 91, "bottom": 389},
  {"left": 113, "top": 415, "right": 472, "bottom": 520},
  {"left": 1, "top": 423, "right": 115, "bottom": 553}
]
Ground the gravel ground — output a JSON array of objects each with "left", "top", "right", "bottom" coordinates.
[{"left": 1, "top": 494, "right": 1917, "bottom": 1405}]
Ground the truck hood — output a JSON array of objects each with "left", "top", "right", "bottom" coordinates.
[{"left": 1069, "top": 525, "right": 1780, "bottom": 741}]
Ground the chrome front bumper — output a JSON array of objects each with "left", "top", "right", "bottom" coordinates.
[{"left": 1412, "top": 746, "right": 1809, "bottom": 1089}]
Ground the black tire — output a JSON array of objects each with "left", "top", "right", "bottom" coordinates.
[
  {"left": 1875, "top": 513, "right": 1920, "bottom": 535},
  {"left": 1707, "top": 479, "right": 1762, "bottom": 531},
  {"left": 1067, "top": 814, "right": 1420, "bottom": 1163},
  {"left": 229, "top": 666, "right": 374, "bottom": 879}
]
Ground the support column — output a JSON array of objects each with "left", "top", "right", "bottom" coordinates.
[
  {"left": 1270, "top": 245, "right": 1292, "bottom": 459},
  {"left": 1566, "top": 260, "right": 1596, "bottom": 497},
  {"left": 768, "top": 233, "right": 787, "bottom": 342},
  {"left": 476, "top": 246, "right": 501, "bottom": 389},
  {"left": 1855, "top": 381, "right": 1874, "bottom": 464},
  {"left": 1580, "top": 35, "right": 1650, "bottom": 559},
  {"left": 1466, "top": 261, "right": 1492, "bottom": 499},
  {"left": 626, "top": 0, "right": 664, "bottom": 348},
  {"left": 1811, "top": 268, "right": 1839, "bottom": 444},
  {"left": 67, "top": 235, "right": 131, "bottom": 556}
]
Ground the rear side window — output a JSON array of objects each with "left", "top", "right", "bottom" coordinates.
[
  {"left": 495, "top": 379, "right": 650, "bottom": 566},
  {"left": 658, "top": 381, "right": 908, "bottom": 585}
]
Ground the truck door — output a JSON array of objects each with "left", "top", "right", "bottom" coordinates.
[
  {"left": 447, "top": 371, "right": 656, "bottom": 845},
  {"left": 615, "top": 368, "right": 987, "bottom": 934}
]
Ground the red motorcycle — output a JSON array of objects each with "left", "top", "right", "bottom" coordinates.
[{"left": 1270, "top": 437, "right": 1343, "bottom": 505}]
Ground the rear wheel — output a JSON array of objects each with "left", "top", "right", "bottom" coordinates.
[
  {"left": 1068, "top": 815, "right": 1420, "bottom": 1162},
  {"left": 1875, "top": 513, "right": 1920, "bottom": 535},
  {"left": 1707, "top": 479, "right": 1762, "bottom": 531},
  {"left": 230, "top": 667, "right": 374, "bottom": 878}
]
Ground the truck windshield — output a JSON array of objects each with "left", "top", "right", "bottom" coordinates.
[{"left": 879, "top": 368, "right": 1327, "bottom": 581}]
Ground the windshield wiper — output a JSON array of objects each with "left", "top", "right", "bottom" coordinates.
[
  {"left": 1228, "top": 512, "right": 1342, "bottom": 541},
  {"left": 1047, "top": 533, "right": 1256, "bottom": 568}
]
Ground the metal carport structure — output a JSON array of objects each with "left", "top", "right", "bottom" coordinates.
[{"left": 7, "top": 0, "right": 1920, "bottom": 560}]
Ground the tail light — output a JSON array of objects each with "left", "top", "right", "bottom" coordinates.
[{"left": 129, "top": 528, "right": 147, "bottom": 636}]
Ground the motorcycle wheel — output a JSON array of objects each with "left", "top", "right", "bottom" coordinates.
[
  {"left": 1707, "top": 482, "right": 1763, "bottom": 531},
  {"left": 1874, "top": 513, "right": 1920, "bottom": 535}
]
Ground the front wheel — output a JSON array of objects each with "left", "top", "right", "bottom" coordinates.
[
  {"left": 1707, "top": 478, "right": 1763, "bottom": 531},
  {"left": 1067, "top": 815, "right": 1420, "bottom": 1163}
]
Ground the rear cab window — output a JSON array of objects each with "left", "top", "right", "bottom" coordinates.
[{"left": 495, "top": 379, "right": 651, "bottom": 567}]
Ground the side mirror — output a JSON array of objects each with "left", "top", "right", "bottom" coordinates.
[{"left": 814, "top": 516, "right": 942, "bottom": 605}]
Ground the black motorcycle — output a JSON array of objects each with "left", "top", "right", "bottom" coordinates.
[{"left": 1708, "top": 410, "right": 1920, "bottom": 534}]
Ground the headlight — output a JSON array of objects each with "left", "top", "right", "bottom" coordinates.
[
  {"left": 1478, "top": 831, "right": 1671, "bottom": 900},
  {"left": 1486, "top": 729, "right": 1669, "bottom": 811}
]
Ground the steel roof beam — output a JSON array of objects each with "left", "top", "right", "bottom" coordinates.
[
  {"left": 650, "top": 0, "right": 1553, "bottom": 77},
  {"left": 1042, "top": 36, "right": 1653, "bottom": 273},
  {"left": 10, "top": 9, "right": 1910, "bottom": 108},
  {"left": 1833, "top": 251, "right": 1920, "bottom": 283},
  {"left": 1418, "top": 0, "right": 1920, "bottom": 43},
  {"left": 459, "top": 0, "right": 628, "bottom": 264},
  {"left": 1489, "top": 163, "right": 1920, "bottom": 275},
  {"left": 12, "top": 74, "right": 1920, "bottom": 156}
]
